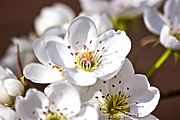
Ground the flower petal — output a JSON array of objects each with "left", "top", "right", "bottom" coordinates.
[
  {"left": 12, "top": 37, "right": 33, "bottom": 52},
  {"left": 0, "top": 81, "right": 12, "bottom": 105},
  {"left": 4, "top": 78, "right": 24, "bottom": 97},
  {"left": 160, "top": 25, "right": 180, "bottom": 50},
  {"left": 79, "top": 13, "right": 113, "bottom": 35},
  {"left": 0, "top": 66, "right": 9, "bottom": 79},
  {"left": 0, "top": 104, "right": 18, "bottom": 120},
  {"left": 34, "top": 3, "right": 75, "bottom": 36},
  {"left": 72, "top": 104, "right": 98, "bottom": 120},
  {"left": 44, "top": 81, "right": 81, "bottom": 117},
  {"left": 129, "top": 74, "right": 160, "bottom": 117},
  {"left": 79, "top": 0, "right": 110, "bottom": 13},
  {"left": 23, "top": 63, "right": 64, "bottom": 84},
  {"left": 94, "top": 30, "right": 131, "bottom": 79},
  {"left": 164, "top": 0, "right": 180, "bottom": 26},
  {"left": 43, "top": 26, "right": 66, "bottom": 37},
  {"left": 78, "top": 58, "right": 134, "bottom": 102},
  {"left": 143, "top": 7, "right": 166, "bottom": 35},
  {"left": 45, "top": 40, "right": 75, "bottom": 68},
  {"left": 64, "top": 68, "right": 97, "bottom": 86},
  {"left": 66, "top": 16, "right": 97, "bottom": 51},
  {"left": 124, "top": 114, "right": 159, "bottom": 120},
  {"left": 15, "top": 89, "right": 49, "bottom": 120},
  {"left": 32, "top": 36, "right": 63, "bottom": 65}
]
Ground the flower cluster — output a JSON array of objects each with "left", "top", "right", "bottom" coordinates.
[{"left": 3, "top": 0, "right": 180, "bottom": 120}]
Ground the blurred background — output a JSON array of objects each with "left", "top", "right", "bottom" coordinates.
[{"left": 0, "top": 0, "right": 179, "bottom": 119}]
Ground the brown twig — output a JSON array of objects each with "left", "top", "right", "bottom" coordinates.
[
  {"left": 16, "top": 44, "right": 23, "bottom": 78},
  {"left": 161, "top": 89, "right": 180, "bottom": 100}
]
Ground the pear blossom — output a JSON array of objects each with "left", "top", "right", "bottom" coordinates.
[
  {"left": 0, "top": 104, "right": 19, "bottom": 120},
  {"left": 79, "top": 13, "right": 113, "bottom": 35},
  {"left": 23, "top": 36, "right": 65, "bottom": 84},
  {"left": 15, "top": 81, "right": 98, "bottom": 120},
  {"left": 79, "top": 0, "right": 162, "bottom": 18},
  {"left": 80, "top": 59, "right": 160, "bottom": 120},
  {"left": 143, "top": 0, "right": 180, "bottom": 50},
  {"left": 34, "top": 3, "right": 75, "bottom": 37},
  {"left": 0, "top": 37, "right": 35, "bottom": 74},
  {"left": 24, "top": 16, "right": 131, "bottom": 85},
  {"left": 0, "top": 66, "right": 24, "bottom": 105}
]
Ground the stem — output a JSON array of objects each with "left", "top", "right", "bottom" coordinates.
[
  {"left": 16, "top": 44, "right": 23, "bottom": 79},
  {"left": 147, "top": 49, "right": 172, "bottom": 79}
]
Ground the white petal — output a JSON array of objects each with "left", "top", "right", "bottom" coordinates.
[
  {"left": 35, "top": 3, "right": 75, "bottom": 36},
  {"left": 0, "top": 50, "right": 17, "bottom": 74},
  {"left": 44, "top": 81, "right": 81, "bottom": 117},
  {"left": 5, "top": 68, "right": 17, "bottom": 79},
  {"left": 45, "top": 40, "right": 75, "bottom": 68},
  {"left": 66, "top": 16, "right": 97, "bottom": 51},
  {"left": 0, "top": 80, "right": 12, "bottom": 105},
  {"left": 43, "top": 26, "right": 66, "bottom": 37},
  {"left": 79, "top": 0, "right": 110, "bottom": 13},
  {"left": 64, "top": 68, "right": 97, "bottom": 86},
  {"left": 145, "top": 0, "right": 162, "bottom": 7},
  {"left": 130, "top": 75, "right": 160, "bottom": 117},
  {"left": 32, "top": 36, "right": 63, "bottom": 65},
  {"left": 160, "top": 25, "right": 180, "bottom": 50},
  {"left": 164, "top": 0, "right": 180, "bottom": 26},
  {"left": 4, "top": 78, "right": 24, "bottom": 97},
  {"left": 72, "top": 104, "right": 98, "bottom": 120},
  {"left": 143, "top": 7, "right": 166, "bottom": 35},
  {"left": 0, "top": 66, "right": 9, "bottom": 79},
  {"left": 15, "top": 89, "right": 49, "bottom": 120},
  {"left": 23, "top": 63, "right": 64, "bottom": 84},
  {"left": 0, "top": 104, "right": 18, "bottom": 120},
  {"left": 79, "top": 58, "right": 134, "bottom": 103},
  {"left": 108, "top": 58, "right": 135, "bottom": 94},
  {"left": 94, "top": 30, "right": 131, "bottom": 79},
  {"left": 124, "top": 114, "right": 159, "bottom": 120},
  {"left": 79, "top": 13, "right": 113, "bottom": 35},
  {"left": 12, "top": 37, "right": 33, "bottom": 52},
  {"left": 74, "top": 85, "right": 96, "bottom": 103}
]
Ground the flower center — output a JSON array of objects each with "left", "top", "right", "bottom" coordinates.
[
  {"left": 75, "top": 49, "right": 101, "bottom": 72},
  {"left": 45, "top": 112, "right": 67, "bottom": 120},
  {"left": 99, "top": 93, "right": 130, "bottom": 120},
  {"left": 171, "top": 28, "right": 180, "bottom": 41}
]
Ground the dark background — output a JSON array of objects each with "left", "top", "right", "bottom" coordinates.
[{"left": 0, "top": 0, "right": 179, "bottom": 119}]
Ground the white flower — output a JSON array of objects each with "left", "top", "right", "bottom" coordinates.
[
  {"left": 143, "top": 0, "right": 180, "bottom": 50},
  {"left": 35, "top": 3, "right": 75, "bottom": 37},
  {"left": 79, "top": 0, "right": 162, "bottom": 18},
  {"left": 0, "top": 66, "right": 24, "bottom": 105},
  {"left": 79, "top": 13, "right": 113, "bottom": 35},
  {"left": 15, "top": 81, "right": 98, "bottom": 120},
  {"left": 0, "top": 37, "right": 35, "bottom": 74},
  {"left": 25, "top": 16, "right": 131, "bottom": 85},
  {"left": 23, "top": 36, "right": 65, "bottom": 84},
  {"left": 80, "top": 59, "right": 160, "bottom": 120},
  {"left": 0, "top": 104, "right": 19, "bottom": 120}
]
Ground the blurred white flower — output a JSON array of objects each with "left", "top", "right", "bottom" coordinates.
[
  {"left": 35, "top": 3, "right": 75, "bottom": 37},
  {"left": 25, "top": 16, "right": 131, "bottom": 85},
  {"left": 0, "top": 104, "right": 18, "bottom": 120},
  {"left": 0, "top": 37, "right": 35, "bottom": 74},
  {"left": 144, "top": 0, "right": 180, "bottom": 50},
  {"left": 0, "top": 66, "right": 24, "bottom": 105},
  {"left": 15, "top": 81, "right": 98, "bottom": 120},
  {"left": 79, "top": 13, "right": 113, "bottom": 35},
  {"left": 79, "top": 0, "right": 162, "bottom": 18},
  {"left": 82, "top": 59, "right": 160, "bottom": 120}
]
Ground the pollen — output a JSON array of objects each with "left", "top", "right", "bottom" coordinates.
[
  {"left": 99, "top": 93, "right": 130, "bottom": 120},
  {"left": 75, "top": 48, "right": 101, "bottom": 72}
]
